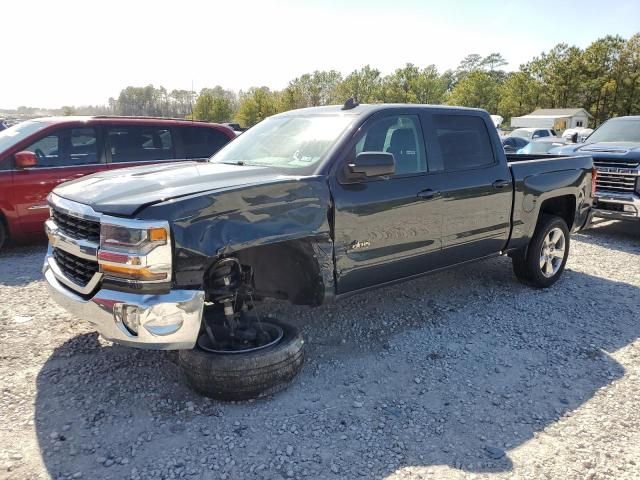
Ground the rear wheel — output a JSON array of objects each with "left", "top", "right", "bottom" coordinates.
[{"left": 512, "top": 214, "right": 570, "bottom": 288}]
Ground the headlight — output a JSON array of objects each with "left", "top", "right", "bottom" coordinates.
[
  {"left": 98, "top": 220, "right": 172, "bottom": 282},
  {"left": 100, "top": 224, "right": 167, "bottom": 253}
]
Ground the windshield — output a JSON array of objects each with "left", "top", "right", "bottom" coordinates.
[
  {"left": 0, "top": 120, "right": 49, "bottom": 152},
  {"left": 585, "top": 118, "right": 640, "bottom": 143},
  {"left": 510, "top": 129, "right": 533, "bottom": 139},
  {"left": 210, "top": 114, "right": 354, "bottom": 172}
]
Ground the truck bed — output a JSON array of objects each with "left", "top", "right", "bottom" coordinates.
[{"left": 505, "top": 153, "right": 594, "bottom": 251}]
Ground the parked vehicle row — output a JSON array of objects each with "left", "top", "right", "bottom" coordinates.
[
  {"left": 43, "top": 102, "right": 595, "bottom": 399},
  {"left": 0, "top": 117, "right": 235, "bottom": 250},
  {"left": 501, "top": 115, "right": 640, "bottom": 224},
  {"left": 551, "top": 116, "right": 640, "bottom": 223},
  {"left": 501, "top": 135, "right": 566, "bottom": 153},
  {"left": 562, "top": 127, "right": 593, "bottom": 143},
  {"left": 509, "top": 127, "right": 558, "bottom": 140}
]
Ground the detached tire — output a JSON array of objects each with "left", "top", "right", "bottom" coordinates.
[
  {"left": 512, "top": 214, "right": 570, "bottom": 288},
  {"left": 179, "top": 320, "right": 304, "bottom": 401}
]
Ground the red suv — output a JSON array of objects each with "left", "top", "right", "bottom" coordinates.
[{"left": 0, "top": 116, "right": 235, "bottom": 250}]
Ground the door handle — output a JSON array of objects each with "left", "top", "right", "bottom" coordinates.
[
  {"left": 417, "top": 189, "right": 441, "bottom": 200},
  {"left": 492, "top": 179, "right": 511, "bottom": 189}
]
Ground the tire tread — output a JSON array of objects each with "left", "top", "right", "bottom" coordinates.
[{"left": 179, "top": 320, "right": 304, "bottom": 401}]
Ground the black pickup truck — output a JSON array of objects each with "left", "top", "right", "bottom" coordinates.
[{"left": 44, "top": 103, "right": 594, "bottom": 399}]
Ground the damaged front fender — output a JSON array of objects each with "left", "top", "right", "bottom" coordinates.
[{"left": 137, "top": 175, "right": 336, "bottom": 305}]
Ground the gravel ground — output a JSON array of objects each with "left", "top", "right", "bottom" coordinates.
[{"left": 0, "top": 220, "right": 639, "bottom": 480}]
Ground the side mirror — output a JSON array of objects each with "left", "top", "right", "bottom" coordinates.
[
  {"left": 348, "top": 152, "right": 395, "bottom": 178},
  {"left": 531, "top": 134, "right": 540, "bottom": 139},
  {"left": 15, "top": 151, "right": 38, "bottom": 169}
]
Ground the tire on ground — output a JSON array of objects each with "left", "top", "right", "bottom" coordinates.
[
  {"left": 512, "top": 214, "right": 570, "bottom": 288},
  {"left": 179, "top": 320, "right": 304, "bottom": 401}
]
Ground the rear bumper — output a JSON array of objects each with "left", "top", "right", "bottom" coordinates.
[
  {"left": 44, "top": 258, "right": 204, "bottom": 350},
  {"left": 591, "top": 192, "right": 640, "bottom": 223}
]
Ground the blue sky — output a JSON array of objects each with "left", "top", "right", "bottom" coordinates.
[{"left": 3, "top": 0, "right": 639, "bottom": 108}]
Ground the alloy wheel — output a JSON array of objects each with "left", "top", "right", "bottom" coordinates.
[{"left": 539, "top": 227, "right": 566, "bottom": 278}]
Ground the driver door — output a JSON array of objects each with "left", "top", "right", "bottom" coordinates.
[
  {"left": 11, "top": 126, "right": 107, "bottom": 234},
  {"left": 330, "top": 111, "right": 445, "bottom": 294}
]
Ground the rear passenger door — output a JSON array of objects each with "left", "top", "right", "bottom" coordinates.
[
  {"left": 177, "top": 126, "right": 232, "bottom": 160},
  {"left": 106, "top": 125, "right": 177, "bottom": 169},
  {"left": 424, "top": 112, "right": 512, "bottom": 262}
]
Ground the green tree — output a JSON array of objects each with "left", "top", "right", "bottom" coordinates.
[
  {"left": 481, "top": 53, "right": 508, "bottom": 71},
  {"left": 412, "top": 65, "right": 448, "bottom": 104},
  {"left": 581, "top": 35, "right": 626, "bottom": 124},
  {"left": 497, "top": 70, "right": 540, "bottom": 120},
  {"left": 193, "top": 86, "right": 236, "bottom": 122},
  {"left": 283, "top": 70, "right": 343, "bottom": 109},
  {"left": 234, "top": 87, "right": 279, "bottom": 127},
  {"left": 617, "top": 33, "right": 640, "bottom": 117},
  {"left": 381, "top": 63, "right": 422, "bottom": 102},
  {"left": 380, "top": 63, "right": 446, "bottom": 104},
  {"left": 193, "top": 91, "right": 234, "bottom": 123},
  {"left": 457, "top": 54, "right": 484, "bottom": 74},
  {"left": 447, "top": 70, "right": 500, "bottom": 112},
  {"left": 335, "top": 65, "right": 382, "bottom": 103}
]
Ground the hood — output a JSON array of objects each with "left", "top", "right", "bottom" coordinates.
[
  {"left": 550, "top": 141, "right": 640, "bottom": 157},
  {"left": 53, "top": 161, "right": 294, "bottom": 216}
]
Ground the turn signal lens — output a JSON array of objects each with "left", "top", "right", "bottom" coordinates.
[
  {"left": 100, "top": 263, "right": 168, "bottom": 281},
  {"left": 149, "top": 228, "right": 167, "bottom": 242},
  {"left": 591, "top": 167, "right": 597, "bottom": 197}
]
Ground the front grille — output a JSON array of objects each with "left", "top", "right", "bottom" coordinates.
[
  {"left": 593, "top": 160, "right": 639, "bottom": 194},
  {"left": 51, "top": 208, "right": 100, "bottom": 242},
  {"left": 52, "top": 248, "right": 99, "bottom": 287},
  {"left": 593, "top": 159, "right": 639, "bottom": 168}
]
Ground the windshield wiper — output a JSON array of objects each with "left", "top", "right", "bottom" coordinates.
[{"left": 220, "top": 160, "right": 247, "bottom": 166}]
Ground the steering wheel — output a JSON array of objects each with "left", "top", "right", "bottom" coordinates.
[{"left": 34, "top": 149, "right": 47, "bottom": 163}]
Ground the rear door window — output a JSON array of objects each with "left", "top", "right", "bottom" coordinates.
[
  {"left": 107, "top": 126, "right": 175, "bottom": 163},
  {"left": 180, "top": 126, "right": 231, "bottom": 159},
  {"left": 432, "top": 114, "right": 495, "bottom": 171},
  {"left": 70, "top": 128, "right": 99, "bottom": 164},
  {"left": 22, "top": 127, "right": 100, "bottom": 167}
]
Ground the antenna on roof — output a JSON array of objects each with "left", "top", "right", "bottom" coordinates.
[{"left": 341, "top": 97, "right": 359, "bottom": 110}]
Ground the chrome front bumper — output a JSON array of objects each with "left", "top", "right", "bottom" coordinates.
[
  {"left": 592, "top": 192, "right": 640, "bottom": 222},
  {"left": 44, "top": 257, "right": 204, "bottom": 350}
]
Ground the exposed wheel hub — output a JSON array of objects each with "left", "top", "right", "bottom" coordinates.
[{"left": 200, "top": 257, "right": 285, "bottom": 354}]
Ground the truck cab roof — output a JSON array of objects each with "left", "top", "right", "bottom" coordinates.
[{"left": 273, "top": 103, "right": 487, "bottom": 118}]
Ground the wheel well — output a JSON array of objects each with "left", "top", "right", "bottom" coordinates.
[
  {"left": 204, "top": 240, "right": 329, "bottom": 306},
  {"left": 539, "top": 195, "right": 576, "bottom": 230}
]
